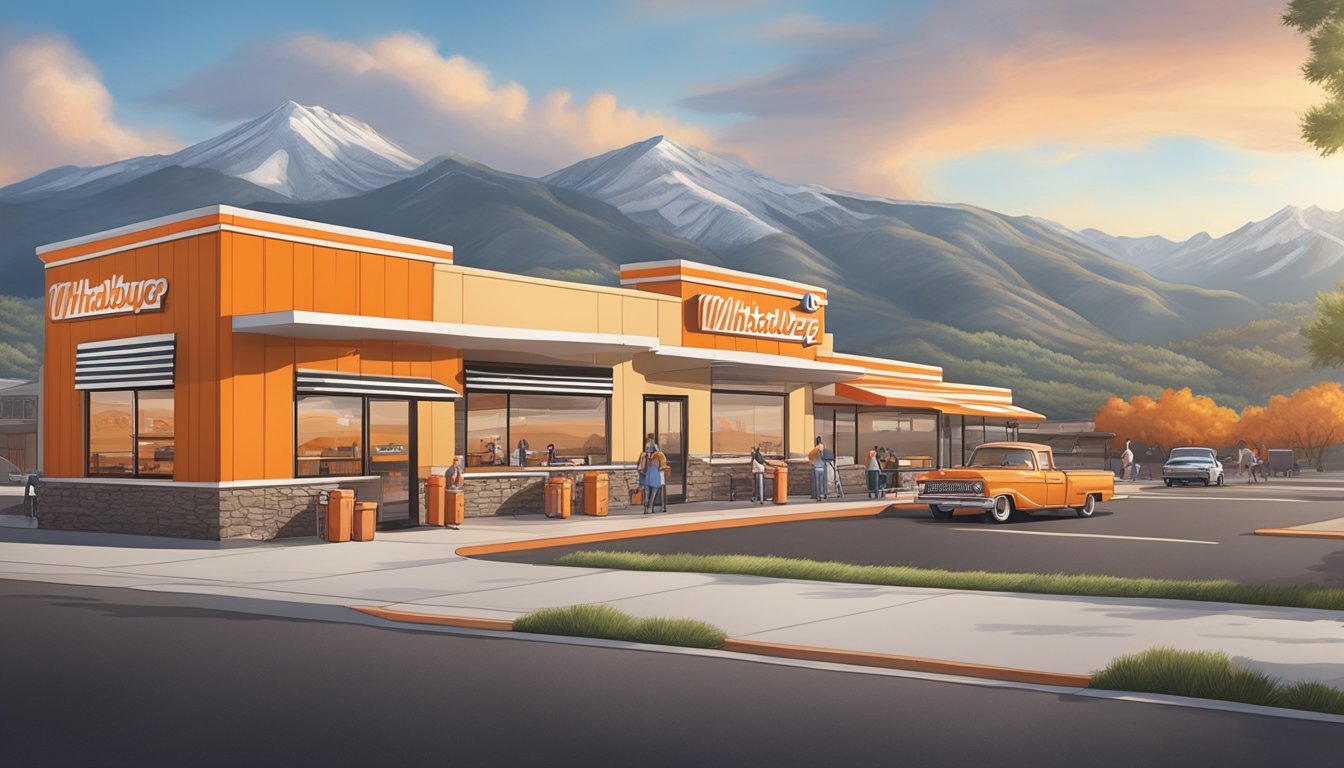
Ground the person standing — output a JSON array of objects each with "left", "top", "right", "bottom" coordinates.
[
  {"left": 750, "top": 445, "right": 767, "bottom": 504},
  {"left": 638, "top": 445, "right": 668, "bottom": 514},
  {"left": 1239, "top": 445, "right": 1256, "bottom": 484},
  {"left": 808, "top": 436, "right": 827, "bottom": 499},
  {"left": 1120, "top": 439, "right": 1134, "bottom": 483},
  {"left": 866, "top": 446, "right": 882, "bottom": 499},
  {"left": 445, "top": 456, "right": 465, "bottom": 490}
]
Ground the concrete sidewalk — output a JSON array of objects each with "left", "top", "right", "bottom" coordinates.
[{"left": 1, "top": 496, "right": 1342, "bottom": 690}]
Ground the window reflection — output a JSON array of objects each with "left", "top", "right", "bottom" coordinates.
[
  {"left": 87, "top": 389, "right": 174, "bottom": 478},
  {"left": 464, "top": 393, "right": 507, "bottom": 467},
  {"left": 858, "top": 409, "right": 937, "bottom": 471},
  {"left": 711, "top": 392, "right": 785, "bottom": 458},
  {"left": 88, "top": 391, "right": 133, "bottom": 476},
  {"left": 510, "top": 394, "right": 609, "bottom": 466},
  {"left": 296, "top": 395, "right": 364, "bottom": 477}
]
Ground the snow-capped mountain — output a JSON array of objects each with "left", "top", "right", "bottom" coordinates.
[
  {"left": 1079, "top": 205, "right": 1344, "bottom": 303},
  {"left": 0, "top": 102, "right": 422, "bottom": 201},
  {"left": 543, "top": 136, "right": 868, "bottom": 250}
]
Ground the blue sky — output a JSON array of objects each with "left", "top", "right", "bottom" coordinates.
[{"left": 1, "top": 0, "right": 1339, "bottom": 239}]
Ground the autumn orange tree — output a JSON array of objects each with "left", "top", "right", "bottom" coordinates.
[
  {"left": 1240, "top": 382, "right": 1344, "bottom": 471},
  {"left": 1093, "top": 388, "right": 1238, "bottom": 452}
]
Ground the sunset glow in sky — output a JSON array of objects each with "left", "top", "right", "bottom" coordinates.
[{"left": 1, "top": 0, "right": 1340, "bottom": 239}]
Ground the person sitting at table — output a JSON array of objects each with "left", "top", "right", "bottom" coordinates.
[{"left": 544, "top": 443, "right": 560, "bottom": 465}]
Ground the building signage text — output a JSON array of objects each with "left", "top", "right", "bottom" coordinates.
[
  {"left": 694, "top": 293, "right": 822, "bottom": 346},
  {"left": 49, "top": 275, "right": 169, "bottom": 322}
]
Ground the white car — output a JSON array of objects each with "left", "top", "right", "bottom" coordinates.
[{"left": 1162, "top": 447, "right": 1224, "bottom": 487}]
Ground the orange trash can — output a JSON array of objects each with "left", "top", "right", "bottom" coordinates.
[
  {"left": 772, "top": 465, "right": 788, "bottom": 505},
  {"left": 353, "top": 501, "right": 378, "bottom": 541},
  {"left": 583, "top": 472, "right": 608, "bottom": 516},
  {"left": 446, "top": 489, "right": 465, "bottom": 527},
  {"left": 544, "top": 476, "right": 573, "bottom": 519},
  {"left": 426, "top": 474, "right": 446, "bottom": 526},
  {"left": 325, "top": 489, "right": 355, "bottom": 542}
]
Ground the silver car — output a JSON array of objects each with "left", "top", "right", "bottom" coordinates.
[{"left": 1162, "top": 447, "right": 1224, "bottom": 487}]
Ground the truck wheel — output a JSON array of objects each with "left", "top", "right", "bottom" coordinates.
[
  {"left": 929, "top": 504, "right": 954, "bottom": 520},
  {"left": 1216, "top": 474, "right": 1224, "bottom": 487},
  {"left": 1163, "top": 479, "right": 1172, "bottom": 487},
  {"left": 988, "top": 495, "right": 1015, "bottom": 524},
  {"left": 1074, "top": 494, "right": 1097, "bottom": 518},
  {"left": 1202, "top": 478, "right": 1210, "bottom": 487}
]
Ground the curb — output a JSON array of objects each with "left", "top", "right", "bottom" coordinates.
[
  {"left": 719, "top": 639, "right": 1093, "bottom": 688},
  {"left": 455, "top": 504, "right": 895, "bottom": 557},
  {"left": 349, "top": 605, "right": 1089, "bottom": 688},
  {"left": 1253, "top": 528, "right": 1344, "bottom": 541}
]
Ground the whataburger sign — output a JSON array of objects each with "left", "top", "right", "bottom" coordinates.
[
  {"left": 694, "top": 292, "right": 822, "bottom": 346},
  {"left": 49, "top": 275, "right": 169, "bottom": 322}
]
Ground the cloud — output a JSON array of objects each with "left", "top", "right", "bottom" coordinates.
[
  {"left": 0, "top": 34, "right": 175, "bottom": 184},
  {"left": 750, "top": 14, "right": 878, "bottom": 45},
  {"left": 159, "top": 33, "right": 714, "bottom": 176},
  {"left": 679, "top": 0, "right": 1322, "bottom": 199}
]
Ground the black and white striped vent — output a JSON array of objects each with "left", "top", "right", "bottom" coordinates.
[
  {"left": 464, "top": 366, "right": 613, "bottom": 396},
  {"left": 75, "top": 334, "right": 175, "bottom": 391},
  {"left": 295, "top": 370, "right": 459, "bottom": 401}
]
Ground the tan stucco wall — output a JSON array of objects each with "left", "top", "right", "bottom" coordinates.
[{"left": 433, "top": 264, "right": 681, "bottom": 345}]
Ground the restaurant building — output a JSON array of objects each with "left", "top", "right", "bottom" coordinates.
[{"left": 36, "top": 205, "right": 1042, "bottom": 539}]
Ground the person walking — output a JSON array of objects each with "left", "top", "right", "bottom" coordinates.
[
  {"left": 808, "top": 436, "right": 827, "bottom": 499},
  {"left": 638, "top": 445, "right": 668, "bottom": 514},
  {"left": 865, "top": 445, "right": 882, "bottom": 499},
  {"left": 1239, "top": 445, "right": 1257, "bottom": 484},
  {"left": 1120, "top": 439, "right": 1134, "bottom": 483},
  {"left": 750, "top": 445, "right": 767, "bottom": 504}
]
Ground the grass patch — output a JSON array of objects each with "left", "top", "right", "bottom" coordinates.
[
  {"left": 1091, "top": 648, "right": 1344, "bottom": 716},
  {"left": 552, "top": 551, "right": 1344, "bottom": 611},
  {"left": 512, "top": 604, "right": 726, "bottom": 649}
]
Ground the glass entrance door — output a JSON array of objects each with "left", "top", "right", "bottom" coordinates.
[
  {"left": 368, "top": 399, "right": 415, "bottom": 528},
  {"left": 643, "top": 397, "right": 687, "bottom": 503}
]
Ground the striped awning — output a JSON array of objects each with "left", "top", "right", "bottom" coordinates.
[
  {"left": 75, "top": 334, "right": 175, "bottom": 391},
  {"left": 465, "top": 365, "right": 614, "bottom": 396},
  {"left": 295, "top": 370, "right": 459, "bottom": 401}
]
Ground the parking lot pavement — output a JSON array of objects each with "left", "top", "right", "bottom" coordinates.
[{"left": 485, "top": 491, "right": 1344, "bottom": 586}]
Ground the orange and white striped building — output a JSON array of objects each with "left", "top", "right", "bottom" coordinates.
[{"left": 37, "top": 205, "right": 1042, "bottom": 539}]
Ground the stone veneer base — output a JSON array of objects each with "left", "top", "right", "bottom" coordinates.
[{"left": 37, "top": 480, "right": 346, "bottom": 541}]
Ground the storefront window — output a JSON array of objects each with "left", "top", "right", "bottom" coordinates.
[
  {"left": 711, "top": 392, "right": 785, "bottom": 458},
  {"left": 859, "top": 409, "right": 938, "bottom": 470},
  {"left": 88, "top": 391, "right": 134, "bottom": 476},
  {"left": 984, "top": 418, "right": 1015, "bottom": 444},
  {"left": 941, "top": 414, "right": 964, "bottom": 468},
  {"left": 963, "top": 417, "right": 986, "bottom": 458},
  {"left": 815, "top": 405, "right": 857, "bottom": 464},
  {"left": 296, "top": 395, "right": 364, "bottom": 477},
  {"left": 87, "top": 389, "right": 174, "bottom": 478},
  {"left": 464, "top": 393, "right": 508, "bottom": 467},
  {"left": 510, "top": 394, "right": 609, "bottom": 465}
]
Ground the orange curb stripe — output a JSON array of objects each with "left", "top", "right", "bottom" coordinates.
[
  {"left": 721, "top": 639, "right": 1093, "bottom": 688},
  {"left": 454, "top": 505, "right": 901, "bottom": 557},
  {"left": 1254, "top": 528, "right": 1344, "bottom": 540},
  {"left": 346, "top": 606, "right": 1090, "bottom": 687},
  {"left": 351, "top": 605, "right": 514, "bottom": 631}
]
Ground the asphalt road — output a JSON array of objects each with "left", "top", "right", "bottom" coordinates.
[
  {"left": 1, "top": 580, "right": 1340, "bottom": 767},
  {"left": 487, "top": 479, "right": 1344, "bottom": 586}
]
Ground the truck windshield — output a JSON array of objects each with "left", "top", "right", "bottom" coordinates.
[
  {"left": 967, "top": 448, "right": 1034, "bottom": 469},
  {"left": 1168, "top": 449, "right": 1211, "bottom": 460}
]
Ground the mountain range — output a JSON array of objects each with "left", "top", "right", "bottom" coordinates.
[{"left": 0, "top": 102, "right": 1333, "bottom": 416}]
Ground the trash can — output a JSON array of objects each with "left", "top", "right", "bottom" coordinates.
[
  {"left": 544, "top": 476, "right": 573, "bottom": 519},
  {"left": 426, "top": 474, "right": 446, "bottom": 526},
  {"left": 772, "top": 465, "right": 788, "bottom": 505},
  {"left": 583, "top": 472, "right": 608, "bottom": 516},
  {"left": 325, "top": 489, "right": 355, "bottom": 542},
  {"left": 446, "top": 489, "right": 465, "bottom": 527},
  {"left": 353, "top": 501, "right": 378, "bottom": 541}
]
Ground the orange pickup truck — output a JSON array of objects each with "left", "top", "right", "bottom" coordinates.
[{"left": 915, "top": 442, "right": 1115, "bottom": 523}]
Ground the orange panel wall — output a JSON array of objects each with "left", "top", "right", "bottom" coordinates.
[{"left": 44, "top": 228, "right": 460, "bottom": 483}]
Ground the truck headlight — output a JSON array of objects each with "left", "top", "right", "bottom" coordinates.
[
  {"left": 972, "top": 481, "right": 984, "bottom": 494},
  {"left": 917, "top": 483, "right": 926, "bottom": 494}
]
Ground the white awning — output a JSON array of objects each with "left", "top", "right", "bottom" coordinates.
[{"left": 232, "top": 311, "right": 661, "bottom": 362}]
